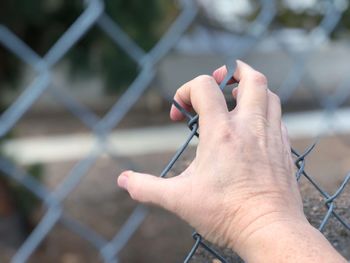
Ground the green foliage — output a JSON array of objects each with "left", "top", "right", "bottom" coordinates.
[
  {"left": 338, "top": 7, "right": 350, "bottom": 37},
  {"left": 0, "top": 0, "right": 175, "bottom": 93},
  {"left": 0, "top": 136, "right": 42, "bottom": 225},
  {"left": 8, "top": 164, "right": 43, "bottom": 222},
  {"left": 0, "top": 0, "right": 176, "bottom": 230},
  {"left": 276, "top": 9, "right": 322, "bottom": 30}
]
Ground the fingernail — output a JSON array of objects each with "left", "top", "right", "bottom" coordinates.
[
  {"left": 213, "top": 65, "right": 224, "bottom": 76},
  {"left": 118, "top": 172, "right": 130, "bottom": 190}
]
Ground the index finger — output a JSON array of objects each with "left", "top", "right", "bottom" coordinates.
[
  {"left": 213, "top": 60, "right": 268, "bottom": 117},
  {"left": 170, "top": 75, "right": 228, "bottom": 122}
]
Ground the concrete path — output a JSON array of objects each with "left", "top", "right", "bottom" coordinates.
[{"left": 3, "top": 108, "right": 350, "bottom": 165}]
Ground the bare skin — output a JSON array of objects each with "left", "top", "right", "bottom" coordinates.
[{"left": 117, "top": 61, "right": 346, "bottom": 262}]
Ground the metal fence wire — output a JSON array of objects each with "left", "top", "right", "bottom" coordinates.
[{"left": 0, "top": 0, "right": 350, "bottom": 262}]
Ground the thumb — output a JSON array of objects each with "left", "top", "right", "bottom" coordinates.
[{"left": 117, "top": 170, "right": 188, "bottom": 214}]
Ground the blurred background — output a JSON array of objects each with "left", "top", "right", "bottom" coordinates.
[{"left": 0, "top": 0, "right": 350, "bottom": 262}]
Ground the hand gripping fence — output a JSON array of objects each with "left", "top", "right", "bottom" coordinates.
[
  {"left": 170, "top": 73, "right": 350, "bottom": 262},
  {"left": 0, "top": 0, "right": 350, "bottom": 262}
]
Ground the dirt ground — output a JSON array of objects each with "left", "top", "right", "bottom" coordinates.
[{"left": 1, "top": 134, "right": 350, "bottom": 262}]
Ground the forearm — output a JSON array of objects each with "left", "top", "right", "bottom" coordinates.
[{"left": 236, "top": 220, "right": 346, "bottom": 263}]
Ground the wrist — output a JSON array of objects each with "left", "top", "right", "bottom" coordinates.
[{"left": 233, "top": 218, "right": 346, "bottom": 263}]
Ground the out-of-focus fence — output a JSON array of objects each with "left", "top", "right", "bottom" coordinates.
[{"left": 0, "top": 0, "right": 349, "bottom": 262}]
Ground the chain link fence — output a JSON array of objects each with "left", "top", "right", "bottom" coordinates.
[{"left": 0, "top": 0, "right": 350, "bottom": 262}]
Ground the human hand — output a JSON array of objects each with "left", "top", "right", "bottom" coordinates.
[{"left": 117, "top": 61, "right": 344, "bottom": 262}]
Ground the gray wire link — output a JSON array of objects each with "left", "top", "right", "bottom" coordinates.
[{"left": 0, "top": 0, "right": 349, "bottom": 262}]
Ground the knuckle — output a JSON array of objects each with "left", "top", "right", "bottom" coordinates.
[
  {"left": 216, "top": 120, "right": 234, "bottom": 143},
  {"left": 271, "top": 92, "right": 281, "bottom": 104},
  {"left": 254, "top": 116, "right": 268, "bottom": 138},
  {"left": 242, "top": 111, "right": 267, "bottom": 134},
  {"left": 239, "top": 112, "right": 267, "bottom": 139},
  {"left": 281, "top": 122, "right": 288, "bottom": 136},
  {"left": 251, "top": 71, "right": 267, "bottom": 86},
  {"left": 194, "top": 74, "right": 215, "bottom": 84}
]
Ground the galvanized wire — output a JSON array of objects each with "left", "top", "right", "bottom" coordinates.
[{"left": 0, "top": 0, "right": 349, "bottom": 262}]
